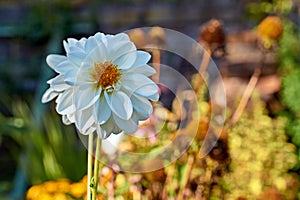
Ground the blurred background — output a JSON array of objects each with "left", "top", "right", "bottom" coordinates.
[{"left": 1, "top": 0, "right": 300, "bottom": 199}]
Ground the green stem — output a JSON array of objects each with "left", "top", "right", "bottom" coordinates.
[
  {"left": 87, "top": 134, "right": 94, "bottom": 200},
  {"left": 92, "top": 136, "right": 101, "bottom": 200}
]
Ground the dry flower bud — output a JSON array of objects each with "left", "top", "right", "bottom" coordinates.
[
  {"left": 128, "top": 28, "right": 147, "bottom": 49},
  {"left": 198, "top": 19, "right": 225, "bottom": 51}
]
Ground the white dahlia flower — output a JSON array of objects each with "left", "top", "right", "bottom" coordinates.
[{"left": 42, "top": 32, "right": 159, "bottom": 138}]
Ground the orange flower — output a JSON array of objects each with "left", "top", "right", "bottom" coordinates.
[{"left": 258, "top": 16, "right": 283, "bottom": 41}]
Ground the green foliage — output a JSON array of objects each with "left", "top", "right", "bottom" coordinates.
[
  {"left": 0, "top": 101, "right": 87, "bottom": 185},
  {"left": 282, "top": 68, "right": 300, "bottom": 114},
  {"left": 246, "top": 0, "right": 294, "bottom": 21},
  {"left": 220, "top": 98, "right": 298, "bottom": 200}
]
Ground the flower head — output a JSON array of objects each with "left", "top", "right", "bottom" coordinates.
[
  {"left": 258, "top": 16, "right": 282, "bottom": 41},
  {"left": 42, "top": 32, "right": 159, "bottom": 138},
  {"left": 257, "top": 16, "right": 282, "bottom": 48}
]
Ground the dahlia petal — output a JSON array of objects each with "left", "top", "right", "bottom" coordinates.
[
  {"left": 105, "top": 91, "right": 133, "bottom": 120},
  {"left": 94, "top": 32, "right": 108, "bottom": 47},
  {"left": 81, "top": 126, "right": 96, "bottom": 135},
  {"left": 77, "top": 37, "right": 87, "bottom": 48},
  {"left": 68, "top": 50, "right": 86, "bottom": 67},
  {"left": 64, "top": 69, "right": 82, "bottom": 85},
  {"left": 46, "top": 54, "right": 67, "bottom": 71},
  {"left": 41, "top": 88, "right": 59, "bottom": 103},
  {"left": 127, "top": 64, "right": 156, "bottom": 76},
  {"left": 62, "top": 114, "right": 72, "bottom": 125},
  {"left": 112, "top": 113, "right": 138, "bottom": 133},
  {"left": 107, "top": 33, "right": 136, "bottom": 61},
  {"left": 145, "top": 92, "right": 160, "bottom": 102},
  {"left": 85, "top": 36, "right": 98, "bottom": 52},
  {"left": 96, "top": 125, "right": 110, "bottom": 139},
  {"left": 47, "top": 74, "right": 69, "bottom": 92},
  {"left": 131, "top": 94, "right": 153, "bottom": 116},
  {"left": 75, "top": 107, "right": 94, "bottom": 132},
  {"left": 113, "top": 51, "right": 137, "bottom": 70},
  {"left": 87, "top": 43, "right": 107, "bottom": 63},
  {"left": 94, "top": 95, "right": 111, "bottom": 124},
  {"left": 122, "top": 73, "right": 158, "bottom": 97},
  {"left": 67, "top": 38, "right": 78, "bottom": 46},
  {"left": 56, "top": 89, "right": 75, "bottom": 115},
  {"left": 54, "top": 60, "right": 77, "bottom": 74},
  {"left": 132, "top": 110, "right": 149, "bottom": 122},
  {"left": 63, "top": 41, "right": 70, "bottom": 53},
  {"left": 132, "top": 51, "right": 151, "bottom": 67},
  {"left": 74, "top": 84, "right": 100, "bottom": 110}
]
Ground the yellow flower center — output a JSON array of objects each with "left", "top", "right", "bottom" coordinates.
[{"left": 91, "top": 61, "right": 121, "bottom": 89}]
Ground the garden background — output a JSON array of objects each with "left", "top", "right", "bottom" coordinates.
[{"left": 1, "top": 0, "right": 300, "bottom": 199}]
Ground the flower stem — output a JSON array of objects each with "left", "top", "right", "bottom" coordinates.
[
  {"left": 87, "top": 134, "right": 94, "bottom": 200},
  {"left": 230, "top": 49, "right": 266, "bottom": 125},
  {"left": 92, "top": 136, "right": 101, "bottom": 200},
  {"left": 177, "top": 154, "right": 194, "bottom": 200},
  {"left": 152, "top": 49, "right": 161, "bottom": 84}
]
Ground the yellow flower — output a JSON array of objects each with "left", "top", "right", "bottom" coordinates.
[
  {"left": 56, "top": 179, "right": 71, "bottom": 193},
  {"left": 43, "top": 181, "right": 59, "bottom": 193},
  {"left": 26, "top": 185, "right": 44, "bottom": 199},
  {"left": 69, "top": 182, "right": 86, "bottom": 198},
  {"left": 52, "top": 192, "right": 71, "bottom": 200}
]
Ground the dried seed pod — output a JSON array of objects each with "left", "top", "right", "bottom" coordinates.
[
  {"left": 148, "top": 26, "right": 166, "bottom": 48},
  {"left": 128, "top": 28, "right": 147, "bottom": 49}
]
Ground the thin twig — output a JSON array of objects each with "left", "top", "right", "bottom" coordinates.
[
  {"left": 162, "top": 162, "right": 176, "bottom": 199},
  {"left": 152, "top": 49, "right": 161, "bottom": 84},
  {"left": 177, "top": 155, "right": 194, "bottom": 200},
  {"left": 108, "top": 170, "right": 115, "bottom": 200},
  {"left": 230, "top": 50, "right": 266, "bottom": 125},
  {"left": 230, "top": 67, "right": 262, "bottom": 125},
  {"left": 195, "top": 48, "right": 212, "bottom": 94}
]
